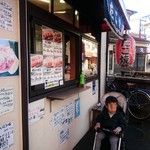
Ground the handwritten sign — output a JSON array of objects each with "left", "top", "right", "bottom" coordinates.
[
  {"left": 66, "top": 102, "right": 74, "bottom": 124},
  {"left": 0, "top": 87, "right": 13, "bottom": 116},
  {"left": 0, "top": 1, "right": 13, "bottom": 31},
  {"left": 28, "top": 99, "right": 45, "bottom": 125},
  {"left": 0, "top": 121, "right": 14, "bottom": 150},
  {"left": 59, "top": 126, "right": 69, "bottom": 145},
  {"left": 52, "top": 107, "right": 66, "bottom": 128}
]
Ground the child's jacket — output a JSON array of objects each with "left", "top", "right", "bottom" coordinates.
[{"left": 96, "top": 106, "right": 126, "bottom": 131}]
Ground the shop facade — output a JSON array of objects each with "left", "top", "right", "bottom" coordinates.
[{"left": 0, "top": 0, "right": 130, "bottom": 150}]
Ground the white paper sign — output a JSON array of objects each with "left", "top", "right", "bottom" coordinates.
[
  {"left": 66, "top": 102, "right": 74, "bottom": 124},
  {"left": 0, "top": 121, "right": 14, "bottom": 150},
  {"left": 28, "top": 99, "right": 45, "bottom": 125},
  {"left": 0, "top": 87, "right": 14, "bottom": 116},
  {"left": 52, "top": 107, "right": 66, "bottom": 128},
  {"left": 59, "top": 126, "right": 69, "bottom": 145},
  {"left": 0, "top": 1, "right": 13, "bottom": 31}
]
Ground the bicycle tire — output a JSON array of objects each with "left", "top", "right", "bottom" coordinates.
[{"left": 128, "top": 90, "right": 150, "bottom": 120}]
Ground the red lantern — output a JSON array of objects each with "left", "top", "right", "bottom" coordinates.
[{"left": 115, "top": 34, "right": 135, "bottom": 66}]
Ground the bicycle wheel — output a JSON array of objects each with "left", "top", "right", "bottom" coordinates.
[{"left": 128, "top": 90, "right": 150, "bottom": 120}]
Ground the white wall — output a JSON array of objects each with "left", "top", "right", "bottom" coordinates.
[
  {"left": 0, "top": 1, "right": 101, "bottom": 150},
  {"left": 29, "top": 82, "right": 98, "bottom": 150},
  {"left": 0, "top": 0, "right": 22, "bottom": 150}
]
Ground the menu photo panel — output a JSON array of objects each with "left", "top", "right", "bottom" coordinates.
[{"left": 30, "top": 25, "right": 64, "bottom": 89}]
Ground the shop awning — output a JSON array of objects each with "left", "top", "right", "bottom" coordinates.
[
  {"left": 103, "top": 0, "right": 130, "bottom": 39},
  {"left": 65, "top": 0, "right": 130, "bottom": 39}
]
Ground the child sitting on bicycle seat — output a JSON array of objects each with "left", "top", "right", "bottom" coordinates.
[{"left": 94, "top": 96, "right": 126, "bottom": 150}]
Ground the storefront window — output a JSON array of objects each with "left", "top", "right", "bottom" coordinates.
[
  {"left": 35, "top": 24, "right": 42, "bottom": 54},
  {"left": 28, "top": 10, "right": 79, "bottom": 98},
  {"left": 28, "top": 0, "right": 79, "bottom": 28},
  {"left": 136, "top": 54, "right": 145, "bottom": 71},
  {"left": 64, "top": 33, "right": 76, "bottom": 81},
  {"left": 82, "top": 38, "right": 98, "bottom": 78},
  {"left": 107, "top": 45, "right": 150, "bottom": 78},
  {"left": 146, "top": 54, "right": 150, "bottom": 72}
]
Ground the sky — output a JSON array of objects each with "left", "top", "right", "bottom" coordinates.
[
  {"left": 123, "top": 0, "right": 150, "bottom": 34},
  {"left": 124, "top": 0, "right": 150, "bottom": 19}
]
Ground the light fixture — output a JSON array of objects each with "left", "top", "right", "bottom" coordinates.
[
  {"left": 41, "top": 0, "right": 49, "bottom": 3},
  {"left": 60, "top": 0, "right": 65, "bottom": 3},
  {"left": 75, "top": 10, "right": 78, "bottom": 15},
  {"left": 54, "top": 11, "right": 66, "bottom": 14}
]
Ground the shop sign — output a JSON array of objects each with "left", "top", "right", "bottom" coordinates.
[
  {"left": 104, "top": 0, "right": 125, "bottom": 39},
  {"left": 116, "top": 34, "right": 135, "bottom": 66}
]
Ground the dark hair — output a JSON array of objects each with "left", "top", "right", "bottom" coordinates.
[{"left": 105, "top": 96, "right": 118, "bottom": 105}]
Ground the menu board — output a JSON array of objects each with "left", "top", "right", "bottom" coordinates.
[{"left": 30, "top": 25, "right": 63, "bottom": 89}]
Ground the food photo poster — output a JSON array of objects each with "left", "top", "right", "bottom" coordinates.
[
  {"left": 0, "top": 39, "right": 19, "bottom": 77},
  {"left": 30, "top": 25, "right": 63, "bottom": 89}
]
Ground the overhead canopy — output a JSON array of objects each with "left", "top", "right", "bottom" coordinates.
[
  {"left": 65, "top": 0, "right": 130, "bottom": 39},
  {"left": 103, "top": 0, "right": 130, "bottom": 39}
]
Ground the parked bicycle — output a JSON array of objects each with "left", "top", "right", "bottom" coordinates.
[{"left": 106, "top": 79, "right": 150, "bottom": 120}]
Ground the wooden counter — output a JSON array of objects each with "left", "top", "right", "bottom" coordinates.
[{"left": 47, "top": 86, "right": 91, "bottom": 100}]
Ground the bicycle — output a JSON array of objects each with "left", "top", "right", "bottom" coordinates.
[{"left": 106, "top": 79, "right": 150, "bottom": 120}]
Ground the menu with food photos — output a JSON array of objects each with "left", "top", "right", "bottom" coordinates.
[
  {"left": 30, "top": 54, "right": 44, "bottom": 86},
  {"left": 30, "top": 25, "right": 63, "bottom": 88}
]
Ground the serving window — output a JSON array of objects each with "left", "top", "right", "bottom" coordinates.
[
  {"left": 64, "top": 32, "right": 76, "bottom": 81},
  {"left": 27, "top": 2, "right": 99, "bottom": 100},
  {"left": 82, "top": 38, "right": 98, "bottom": 78},
  {"left": 28, "top": 14, "right": 79, "bottom": 99}
]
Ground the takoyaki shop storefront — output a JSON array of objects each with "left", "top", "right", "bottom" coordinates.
[{"left": 0, "top": 0, "right": 130, "bottom": 150}]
